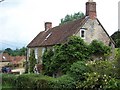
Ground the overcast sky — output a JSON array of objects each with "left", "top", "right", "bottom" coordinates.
[{"left": 0, "top": 0, "right": 119, "bottom": 49}]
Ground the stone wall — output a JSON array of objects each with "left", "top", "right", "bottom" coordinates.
[{"left": 76, "top": 19, "right": 113, "bottom": 47}]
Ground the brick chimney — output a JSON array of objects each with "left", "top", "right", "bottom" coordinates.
[
  {"left": 86, "top": 0, "right": 96, "bottom": 19},
  {"left": 45, "top": 22, "right": 52, "bottom": 31}
]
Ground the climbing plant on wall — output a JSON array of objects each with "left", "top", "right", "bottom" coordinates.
[{"left": 29, "top": 50, "right": 36, "bottom": 73}]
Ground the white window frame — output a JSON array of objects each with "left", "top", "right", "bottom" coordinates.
[
  {"left": 42, "top": 47, "right": 45, "bottom": 56},
  {"left": 80, "top": 29, "right": 86, "bottom": 39},
  {"left": 28, "top": 48, "right": 30, "bottom": 57},
  {"left": 35, "top": 48, "right": 38, "bottom": 60}
]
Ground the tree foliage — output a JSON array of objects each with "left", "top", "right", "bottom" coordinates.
[
  {"left": 4, "top": 47, "right": 26, "bottom": 56},
  {"left": 111, "top": 31, "right": 120, "bottom": 48},
  {"left": 59, "top": 12, "right": 84, "bottom": 25}
]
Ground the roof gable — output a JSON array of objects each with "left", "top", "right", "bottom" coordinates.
[{"left": 96, "top": 19, "right": 115, "bottom": 45}]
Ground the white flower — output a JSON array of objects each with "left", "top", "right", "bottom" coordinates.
[{"left": 104, "top": 74, "right": 106, "bottom": 77}]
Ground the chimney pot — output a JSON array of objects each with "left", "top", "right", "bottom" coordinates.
[
  {"left": 45, "top": 22, "right": 52, "bottom": 31},
  {"left": 88, "top": 0, "right": 93, "bottom": 2},
  {"left": 86, "top": 1, "right": 96, "bottom": 19}
]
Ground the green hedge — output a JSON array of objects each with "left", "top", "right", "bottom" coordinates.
[
  {"left": 2, "top": 74, "right": 75, "bottom": 89},
  {"left": 2, "top": 73, "right": 120, "bottom": 89},
  {"left": 16, "top": 74, "right": 75, "bottom": 89},
  {"left": 16, "top": 74, "right": 55, "bottom": 89},
  {"left": 2, "top": 74, "right": 17, "bottom": 89},
  {"left": 51, "top": 75, "right": 75, "bottom": 88}
]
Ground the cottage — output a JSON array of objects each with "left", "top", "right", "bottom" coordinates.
[{"left": 27, "top": 0, "right": 115, "bottom": 72}]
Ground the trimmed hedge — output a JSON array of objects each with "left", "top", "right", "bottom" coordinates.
[
  {"left": 2, "top": 73, "right": 120, "bottom": 89},
  {"left": 16, "top": 74, "right": 55, "bottom": 89},
  {"left": 2, "top": 74, "right": 75, "bottom": 89},
  {"left": 2, "top": 74, "right": 17, "bottom": 89},
  {"left": 51, "top": 75, "right": 75, "bottom": 88}
]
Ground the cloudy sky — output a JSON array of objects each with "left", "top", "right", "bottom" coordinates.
[{"left": 0, "top": 0, "right": 119, "bottom": 49}]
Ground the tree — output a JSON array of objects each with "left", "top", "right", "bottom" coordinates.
[
  {"left": 111, "top": 31, "right": 120, "bottom": 48},
  {"left": 19, "top": 47, "right": 27, "bottom": 56},
  {"left": 29, "top": 50, "right": 36, "bottom": 73},
  {"left": 59, "top": 12, "right": 84, "bottom": 25},
  {"left": 4, "top": 47, "right": 27, "bottom": 56},
  {"left": 4, "top": 48, "right": 13, "bottom": 55}
]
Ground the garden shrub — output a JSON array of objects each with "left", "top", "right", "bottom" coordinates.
[
  {"left": 51, "top": 75, "right": 75, "bottom": 88},
  {"left": 77, "top": 72, "right": 120, "bottom": 90},
  {"left": 16, "top": 74, "right": 36, "bottom": 89},
  {"left": 15, "top": 74, "right": 75, "bottom": 89},
  {"left": 2, "top": 74, "right": 17, "bottom": 89},
  {"left": 115, "top": 48, "right": 120, "bottom": 78},
  {"left": 2, "top": 73, "right": 75, "bottom": 89},
  {"left": 68, "top": 61, "right": 90, "bottom": 81},
  {"left": 15, "top": 74, "right": 55, "bottom": 89},
  {"left": 104, "top": 78, "right": 120, "bottom": 90},
  {"left": 87, "top": 60, "right": 116, "bottom": 77}
]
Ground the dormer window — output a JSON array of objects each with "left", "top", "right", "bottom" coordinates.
[
  {"left": 45, "top": 32, "right": 52, "bottom": 40},
  {"left": 80, "top": 29, "right": 86, "bottom": 39}
]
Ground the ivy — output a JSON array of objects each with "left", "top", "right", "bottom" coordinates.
[
  {"left": 29, "top": 50, "right": 36, "bottom": 73},
  {"left": 42, "top": 49, "right": 54, "bottom": 76},
  {"left": 42, "top": 36, "right": 111, "bottom": 76}
]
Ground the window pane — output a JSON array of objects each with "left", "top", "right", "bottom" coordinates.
[
  {"left": 81, "top": 30, "right": 85, "bottom": 37},
  {"left": 35, "top": 48, "right": 38, "bottom": 60}
]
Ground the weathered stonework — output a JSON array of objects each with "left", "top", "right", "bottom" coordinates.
[{"left": 76, "top": 19, "right": 114, "bottom": 47}]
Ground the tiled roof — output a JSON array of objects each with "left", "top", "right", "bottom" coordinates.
[
  {"left": 27, "top": 16, "right": 88, "bottom": 47},
  {"left": 10, "top": 56, "right": 26, "bottom": 64},
  {"left": 0, "top": 52, "right": 26, "bottom": 64},
  {"left": 0, "top": 53, "right": 10, "bottom": 62}
]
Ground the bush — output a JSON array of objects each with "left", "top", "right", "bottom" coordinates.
[
  {"left": 77, "top": 72, "right": 120, "bottom": 89},
  {"left": 16, "top": 74, "right": 55, "bottom": 89},
  {"left": 68, "top": 61, "right": 90, "bottom": 81},
  {"left": 114, "top": 48, "right": 120, "bottom": 78},
  {"left": 105, "top": 78, "right": 120, "bottom": 89},
  {"left": 2, "top": 73, "right": 76, "bottom": 89},
  {"left": 16, "top": 74, "right": 36, "bottom": 88},
  {"left": 2, "top": 74, "right": 17, "bottom": 89},
  {"left": 51, "top": 75, "right": 75, "bottom": 88},
  {"left": 87, "top": 60, "right": 116, "bottom": 77}
]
